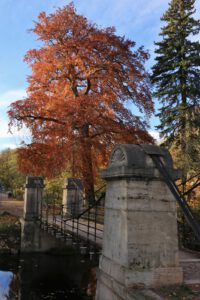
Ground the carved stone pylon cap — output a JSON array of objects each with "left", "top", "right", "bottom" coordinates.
[
  {"left": 102, "top": 144, "right": 181, "bottom": 180},
  {"left": 63, "top": 178, "right": 83, "bottom": 190},
  {"left": 25, "top": 176, "right": 44, "bottom": 188}
]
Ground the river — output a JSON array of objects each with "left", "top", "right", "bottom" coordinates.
[{"left": 0, "top": 250, "right": 98, "bottom": 300}]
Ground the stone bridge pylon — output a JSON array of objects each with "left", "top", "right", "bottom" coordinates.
[
  {"left": 96, "top": 144, "right": 183, "bottom": 299},
  {"left": 21, "top": 176, "right": 44, "bottom": 252},
  {"left": 21, "top": 176, "right": 64, "bottom": 252}
]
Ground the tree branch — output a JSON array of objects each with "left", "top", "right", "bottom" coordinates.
[{"left": 14, "top": 114, "right": 66, "bottom": 125}]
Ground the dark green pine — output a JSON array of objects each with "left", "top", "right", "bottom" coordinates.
[{"left": 151, "top": 0, "right": 200, "bottom": 175}]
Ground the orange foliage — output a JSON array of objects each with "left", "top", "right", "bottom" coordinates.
[{"left": 8, "top": 3, "right": 154, "bottom": 202}]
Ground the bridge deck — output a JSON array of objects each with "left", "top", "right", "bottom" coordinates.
[
  {"left": 41, "top": 214, "right": 104, "bottom": 248},
  {"left": 41, "top": 214, "right": 200, "bottom": 283}
]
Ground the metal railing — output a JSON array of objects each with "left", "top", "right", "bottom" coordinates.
[
  {"left": 149, "top": 154, "right": 200, "bottom": 242},
  {"left": 138, "top": 145, "right": 200, "bottom": 251},
  {"left": 39, "top": 188, "right": 105, "bottom": 251},
  {"left": 0, "top": 191, "right": 12, "bottom": 200}
]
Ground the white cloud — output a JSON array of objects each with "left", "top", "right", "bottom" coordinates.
[
  {"left": 0, "top": 143, "right": 17, "bottom": 150},
  {"left": 0, "top": 89, "right": 30, "bottom": 151},
  {"left": 0, "top": 89, "right": 27, "bottom": 107},
  {"left": 75, "top": 0, "right": 169, "bottom": 37},
  {"left": 0, "top": 89, "right": 28, "bottom": 137},
  {"left": 0, "top": 119, "right": 11, "bottom": 138},
  {"left": 149, "top": 130, "right": 160, "bottom": 143},
  {"left": 0, "top": 118, "right": 29, "bottom": 139}
]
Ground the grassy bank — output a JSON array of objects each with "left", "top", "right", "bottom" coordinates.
[{"left": 0, "top": 212, "right": 21, "bottom": 254}]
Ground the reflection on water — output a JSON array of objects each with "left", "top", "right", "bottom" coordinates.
[
  {"left": 0, "top": 251, "right": 98, "bottom": 300},
  {"left": 0, "top": 271, "right": 15, "bottom": 299}
]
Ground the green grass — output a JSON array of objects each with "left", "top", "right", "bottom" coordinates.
[
  {"left": 0, "top": 212, "right": 20, "bottom": 234},
  {"left": 169, "top": 284, "right": 194, "bottom": 299},
  {"left": 0, "top": 212, "right": 21, "bottom": 253}
]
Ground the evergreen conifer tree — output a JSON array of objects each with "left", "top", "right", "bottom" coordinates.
[{"left": 151, "top": 0, "right": 200, "bottom": 176}]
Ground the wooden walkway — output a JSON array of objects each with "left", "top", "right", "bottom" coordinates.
[
  {"left": 41, "top": 214, "right": 104, "bottom": 248},
  {"left": 179, "top": 250, "right": 200, "bottom": 284}
]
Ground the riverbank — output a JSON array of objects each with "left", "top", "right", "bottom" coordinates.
[
  {"left": 0, "top": 197, "right": 23, "bottom": 217},
  {"left": 0, "top": 212, "right": 21, "bottom": 254}
]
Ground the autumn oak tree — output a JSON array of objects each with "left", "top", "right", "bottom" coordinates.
[{"left": 8, "top": 3, "right": 154, "bottom": 203}]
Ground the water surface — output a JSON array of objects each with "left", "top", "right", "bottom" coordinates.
[{"left": 0, "top": 251, "right": 97, "bottom": 300}]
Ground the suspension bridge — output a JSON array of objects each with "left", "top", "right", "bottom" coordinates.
[{"left": 2, "top": 144, "right": 200, "bottom": 299}]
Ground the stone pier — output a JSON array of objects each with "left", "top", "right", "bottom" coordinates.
[
  {"left": 21, "top": 176, "right": 44, "bottom": 252},
  {"left": 62, "top": 178, "right": 83, "bottom": 216},
  {"left": 23, "top": 176, "right": 43, "bottom": 221},
  {"left": 21, "top": 176, "right": 65, "bottom": 252},
  {"left": 96, "top": 144, "right": 183, "bottom": 300}
]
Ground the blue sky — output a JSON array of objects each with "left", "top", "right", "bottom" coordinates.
[{"left": 0, "top": 0, "right": 199, "bottom": 150}]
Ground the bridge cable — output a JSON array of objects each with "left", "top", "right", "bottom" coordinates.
[{"left": 149, "top": 154, "right": 200, "bottom": 241}]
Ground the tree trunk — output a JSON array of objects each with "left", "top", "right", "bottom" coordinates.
[
  {"left": 81, "top": 124, "right": 95, "bottom": 206},
  {"left": 180, "top": 58, "right": 188, "bottom": 192}
]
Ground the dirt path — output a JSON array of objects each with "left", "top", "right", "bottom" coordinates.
[{"left": 0, "top": 197, "right": 24, "bottom": 217}]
